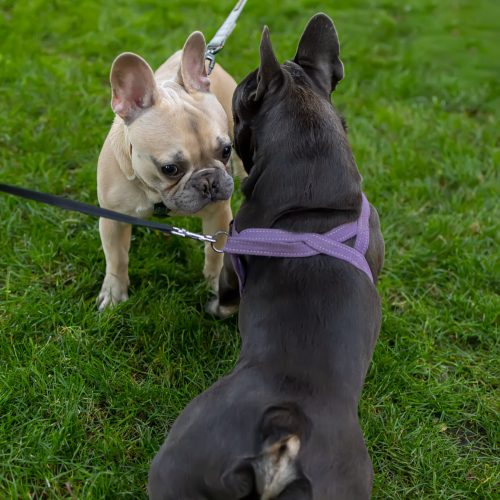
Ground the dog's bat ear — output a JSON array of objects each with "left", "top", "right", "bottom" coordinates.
[
  {"left": 110, "top": 53, "right": 160, "bottom": 123},
  {"left": 179, "top": 31, "right": 210, "bottom": 93},
  {"left": 294, "top": 13, "right": 344, "bottom": 96},
  {"left": 221, "top": 458, "right": 255, "bottom": 498},
  {"left": 255, "top": 26, "right": 283, "bottom": 101}
]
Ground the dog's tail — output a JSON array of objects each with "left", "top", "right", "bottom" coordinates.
[{"left": 222, "top": 403, "right": 312, "bottom": 499}]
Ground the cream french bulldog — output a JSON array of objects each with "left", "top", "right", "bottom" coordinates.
[{"left": 96, "top": 32, "right": 239, "bottom": 310}]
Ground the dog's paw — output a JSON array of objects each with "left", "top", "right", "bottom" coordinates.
[
  {"left": 205, "top": 297, "right": 238, "bottom": 319},
  {"left": 97, "top": 274, "right": 129, "bottom": 311}
]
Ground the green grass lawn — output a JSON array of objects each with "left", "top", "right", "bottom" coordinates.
[{"left": 0, "top": 0, "right": 498, "bottom": 497}]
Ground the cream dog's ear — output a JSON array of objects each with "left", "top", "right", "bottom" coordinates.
[
  {"left": 178, "top": 31, "right": 210, "bottom": 93},
  {"left": 110, "top": 52, "right": 160, "bottom": 123}
]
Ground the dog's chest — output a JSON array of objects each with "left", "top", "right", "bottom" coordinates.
[{"left": 131, "top": 185, "right": 162, "bottom": 217}]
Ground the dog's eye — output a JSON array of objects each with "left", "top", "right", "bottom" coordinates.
[
  {"left": 161, "top": 164, "right": 178, "bottom": 176},
  {"left": 222, "top": 145, "right": 232, "bottom": 160}
]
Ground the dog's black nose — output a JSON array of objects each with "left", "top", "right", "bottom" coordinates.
[
  {"left": 198, "top": 176, "right": 219, "bottom": 199},
  {"left": 192, "top": 169, "right": 233, "bottom": 202}
]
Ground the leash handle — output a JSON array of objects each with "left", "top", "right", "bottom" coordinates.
[
  {"left": 0, "top": 183, "right": 221, "bottom": 245},
  {"left": 205, "top": 0, "right": 247, "bottom": 74}
]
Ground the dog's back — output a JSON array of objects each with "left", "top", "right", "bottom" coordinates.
[{"left": 149, "top": 14, "right": 384, "bottom": 499}]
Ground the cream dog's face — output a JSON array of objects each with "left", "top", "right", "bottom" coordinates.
[{"left": 110, "top": 32, "right": 234, "bottom": 214}]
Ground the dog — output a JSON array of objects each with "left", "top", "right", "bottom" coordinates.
[
  {"left": 149, "top": 13, "right": 384, "bottom": 499},
  {"left": 96, "top": 31, "right": 240, "bottom": 310}
]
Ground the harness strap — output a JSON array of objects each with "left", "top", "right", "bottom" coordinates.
[
  {"left": 225, "top": 193, "right": 373, "bottom": 292},
  {"left": 354, "top": 192, "right": 371, "bottom": 255}
]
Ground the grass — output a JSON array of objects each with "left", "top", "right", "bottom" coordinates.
[{"left": 0, "top": 0, "right": 498, "bottom": 497}]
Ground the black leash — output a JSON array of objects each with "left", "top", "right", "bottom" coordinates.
[
  {"left": 0, "top": 3, "right": 247, "bottom": 249},
  {"left": 0, "top": 183, "right": 226, "bottom": 245},
  {"left": 205, "top": 0, "right": 247, "bottom": 74}
]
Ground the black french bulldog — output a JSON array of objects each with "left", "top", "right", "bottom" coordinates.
[{"left": 149, "top": 13, "right": 384, "bottom": 499}]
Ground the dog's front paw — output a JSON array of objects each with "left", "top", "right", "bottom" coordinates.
[
  {"left": 97, "top": 274, "right": 129, "bottom": 311},
  {"left": 205, "top": 297, "right": 238, "bottom": 319}
]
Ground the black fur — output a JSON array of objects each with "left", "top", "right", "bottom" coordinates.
[{"left": 149, "top": 13, "right": 384, "bottom": 499}]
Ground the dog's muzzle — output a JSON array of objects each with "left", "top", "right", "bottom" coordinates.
[
  {"left": 191, "top": 168, "right": 234, "bottom": 201},
  {"left": 165, "top": 168, "right": 234, "bottom": 214}
]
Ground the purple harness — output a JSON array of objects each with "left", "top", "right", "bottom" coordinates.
[{"left": 223, "top": 193, "right": 373, "bottom": 293}]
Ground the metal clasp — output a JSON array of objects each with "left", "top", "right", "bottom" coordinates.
[
  {"left": 170, "top": 227, "right": 228, "bottom": 254},
  {"left": 171, "top": 226, "right": 216, "bottom": 243},
  {"left": 211, "top": 230, "right": 229, "bottom": 253},
  {"left": 205, "top": 50, "right": 217, "bottom": 75}
]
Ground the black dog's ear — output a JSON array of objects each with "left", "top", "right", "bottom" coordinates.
[
  {"left": 221, "top": 458, "right": 255, "bottom": 498},
  {"left": 294, "top": 13, "right": 344, "bottom": 96},
  {"left": 255, "top": 26, "right": 283, "bottom": 101}
]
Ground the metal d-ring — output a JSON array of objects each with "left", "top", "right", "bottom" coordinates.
[{"left": 210, "top": 230, "right": 229, "bottom": 253}]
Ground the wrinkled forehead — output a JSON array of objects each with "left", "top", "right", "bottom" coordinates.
[
  {"left": 127, "top": 96, "right": 230, "bottom": 163},
  {"left": 185, "top": 91, "right": 228, "bottom": 126},
  {"left": 179, "top": 94, "right": 228, "bottom": 138}
]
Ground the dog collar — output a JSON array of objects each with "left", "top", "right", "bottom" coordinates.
[
  {"left": 223, "top": 193, "right": 373, "bottom": 293},
  {"left": 153, "top": 202, "right": 170, "bottom": 218}
]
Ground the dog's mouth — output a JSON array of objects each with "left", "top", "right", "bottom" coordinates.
[{"left": 161, "top": 196, "right": 210, "bottom": 215}]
